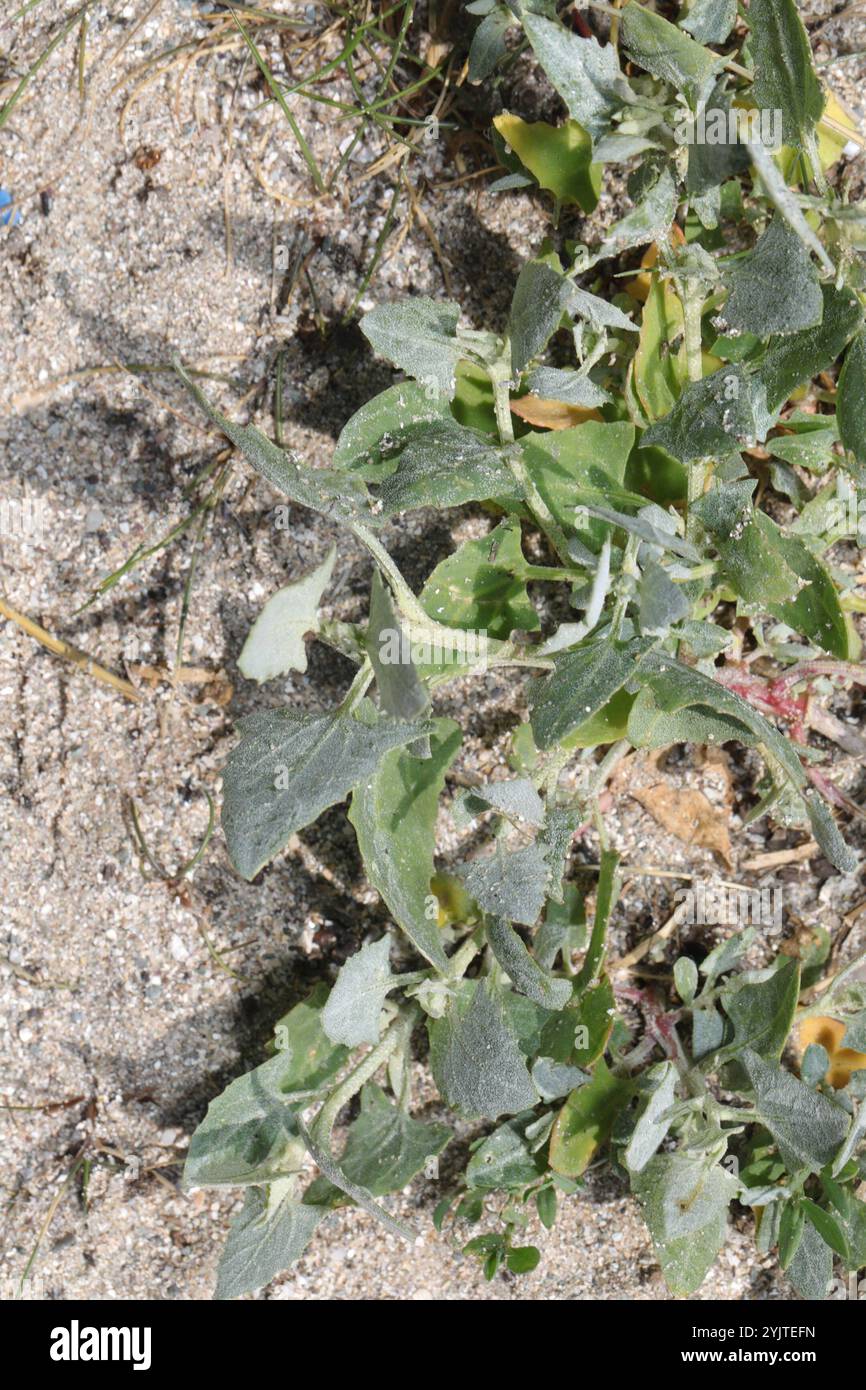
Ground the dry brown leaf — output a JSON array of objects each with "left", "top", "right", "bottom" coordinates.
[
  {"left": 632, "top": 782, "right": 732, "bottom": 865},
  {"left": 509, "top": 396, "right": 602, "bottom": 430}
]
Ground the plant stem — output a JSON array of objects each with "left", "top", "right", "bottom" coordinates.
[{"left": 313, "top": 1007, "right": 415, "bottom": 1148}]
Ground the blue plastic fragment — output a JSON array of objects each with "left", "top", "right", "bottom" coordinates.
[{"left": 0, "top": 188, "right": 22, "bottom": 227}]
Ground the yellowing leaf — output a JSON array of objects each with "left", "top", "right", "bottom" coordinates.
[
  {"left": 634, "top": 275, "right": 687, "bottom": 422},
  {"left": 493, "top": 113, "right": 602, "bottom": 211},
  {"left": 798, "top": 1016, "right": 866, "bottom": 1090},
  {"left": 509, "top": 395, "right": 602, "bottom": 430}
]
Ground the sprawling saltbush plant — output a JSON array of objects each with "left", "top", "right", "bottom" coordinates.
[{"left": 177, "top": 0, "right": 866, "bottom": 1299}]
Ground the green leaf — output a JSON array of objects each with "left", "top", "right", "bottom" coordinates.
[
  {"left": 238, "top": 547, "right": 336, "bottom": 683},
  {"left": 521, "top": 13, "right": 634, "bottom": 143},
  {"left": 680, "top": 0, "right": 737, "bottom": 45},
  {"left": 530, "top": 634, "right": 654, "bottom": 749},
  {"left": 174, "top": 363, "right": 376, "bottom": 526},
  {"left": 507, "top": 1246, "right": 541, "bottom": 1273},
  {"left": 757, "top": 283, "right": 863, "bottom": 412},
  {"left": 215, "top": 1181, "right": 326, "bottom": 1299},
  {"left": 800, "top": 1198, "right": 849, "bottom": 1260},
  {"left": 540, "top": 974, "right": 617, "bottom": 1067},
  {"left": 779, "top": 1198, "right": 807, "bottom": 1270},
  {"left": 487, "top": 917, "right": 572, "bottom": 1009},
  {"left": 531, "top": 1056, "right": 590, "bottom": 1101},
  {"left": 333, "top": 380, "right": 451, "bottom": 478},
  {"left": 633, "top": 275, "right": 688, "bottom": 422},
  {"left": 720, "top": 217, "right": 823, "bottom": 338},
  {"left": 837, "top": 331, "right": 866, "bottom": 470},
  {"left": 375, "top": 420, "right": 522, "bottom": 514},
  {"left": 321, "top": 935, "right": 397, "bottom": 1047},
  {"left": 360, "top": 297, "right": 463, "bottom": 399},
  {"left": 493, "top": 113, "right": 601, "bottom": 212},
  {"left": 429, "top": 979, "right": 539, "bottom": 1119},
  {"left": 741, "top": 1048, "right": 850, "bottom": 1174},
  {"left": 631, "top": 1153, "right": 738, "bottom": 1295},
  {"left": 518, "top": 420, "right": 636, "bottom": 545},
  {"left": 222, "top": 702, "right": 429, "bottom": 881},
  {"left": 461, "top": 842, "right": 550, "bottom": 927},
  {"left": 466, "top": 1112, "right": 545, "bottom": 1190},
  {"left": 549, "top": 1059, "right": 632, "bottom": 1176},
  {"left": 420, "top": 517, "right": 539, "bottom": 639},
  {"left": 536, "top": 1186, "right": 558, "bottom": 1228},
  {"left": 623, "top": 1062, "right": 679, "bottom": 1174},
  {"left": 716, "top": 958, "right": 801, "bottom": 1062},
  {"left": 642, "top": 365, "right": 762, "bottom": 463},
  {"left": 620, "top": 2, "right": 722, "bottom": 102},
  {"left": 184, "top": 986, "right": 347, "bottom": 1188},
  {"left": 309, "top": 1084, "right": 451, "bottom": 1199},
  {"left": 748, "top": 0, "right": 825, "bottom": 151},
  {"left": 673, "top": 957, "right": 699, "bottom": 1005},
  {"left": 349, "top": 719, "right": 461, "bottom": 971}
]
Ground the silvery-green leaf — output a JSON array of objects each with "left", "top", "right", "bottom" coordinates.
[
  {"left": 673, "top": 957, "right": 699, "bottom": 1005},
  {"left": 525, "top": 366, "right": 610, "bottom": 408},
  {"left": 837, "top": 331, "right": 866, "bottom": 470},
  {"left": 715, "top": 958, "right": 800, "bottom": 1062},
  {"left": 802, "top": 1043, "right": 830, "bottom": 1087},
  {"left": 755, "top": 282, "right": 862, "bottom": 412},
  {"left": 641, "top": 364, "right": 761, "bottom": 462},
  {"left": 700, "top": 928, "right": 757, "bottom": 984},
  {"left": 468, "top": 5, "right": 513, "bottom": 81},
  {"left": 333, "top": 380, "right": 451, "bottom": 477},
  {"left": 361, "top": 297, "right": 463, "bottom": 399},
  {"left": 322, "top": 935, "right": 397, "bottom": 1047},
  {"left": 510, "top": 260, "right": 570, "bottom": 372},
  {"left": 786, "top": 1218, "right": 833, "bottom": 1300},
  {"left": 462, "top": 777, "right": 545, "bottom": 826},
  {"left": 639, "top": 559, "right": 691, "bottom": 635},
  {"left": 419, "top": 516, "right": 539, "bottom": 640},
  {"left": 620, "top": 2, "right": 722, "bottom": 102},
  {"left": 694, "top": 481, "right": 850, "bottom": 658},
  {"left": 719, "top": 217, "right": 823, "bottom": 338},
  {"left": 747, "top": 139, "right": 834, "bottom": 275},
  {"left": 742, "top": 1048, "right": 850, "bottom": 1174},
  {"left": 466, "top": 1112, "right": 545, "bottom": 1189},
  {"left": 306, "top": 1084, "right": 451, "bottom": 1200},
  {"left": 680, "top": 0, "right": 737, "bottom": 44},
  {"left": 461, "top": 841, "right": 550, "bottom": 927},
  {"left": 215, "top": 1181, "right": 326, "bottom": 1299},
  {"left": 631, "top": 1152, "right": 738, "bottom": 1295},
  {"left": 531, "top": 1057, "right": 589, "bottom": 1102},
  {"left": 580, "top": 503, "right": 699, "bottom": 560},
  {"left": 569, "top": 285, "right": 638, "bottom": 334},
  {"left": 239, "top": 547, "right": 336, "bottom": 683},
  {"left": 522, "top": 13, "right": 634, "bottom": 142},
  {"left": 184, "top": 986, "right": 347, "bottom": 1188},
  {"left": 429, "top": 979, "right": 539, "bottom": 1118},
  {"left": 627, "top": 684, "right": 756, "bottom": 751},
  {"left": 486, "top": 917, "right": 572, "bottom": 1009},
  {"left": 375, "top": 421, "right": 522, "bottom": 513},
  {"left": 623, "top": 1061, "right": 678, "bottom": 1173},
  {"left": 367, "top": 570, "right": 429, "bottom": 730},
  {"left": 842, "top": 1011, "right": 866, "bottom": 1052},
  {"left": 539, "top": 805, "right": 580, "bottom": 903},
  {"left": 349, "top": 720, "right": 461, "bottom": 971},
  {"left": 594, "top": 165, "right": 679, "bottom": 261},
  {"left": 748, "top": 0, "right": 825, "bottom": 152},
  {"left": 530, "top": 634, "right": 655, "bottom": 749},
  {"left": 174, "top": 363, "right": 377, "bottom": 526},
  {"left": 223, "top": 702, "right": 429, "bottom": 881}
]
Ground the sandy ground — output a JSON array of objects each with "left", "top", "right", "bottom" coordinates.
[{"left": 1, "top": 2, "right": 865, "bottom": 1302}]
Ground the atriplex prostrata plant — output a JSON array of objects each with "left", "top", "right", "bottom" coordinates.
[{"left": 177, "top": 1, "right": 866, "bottom": 1299}]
